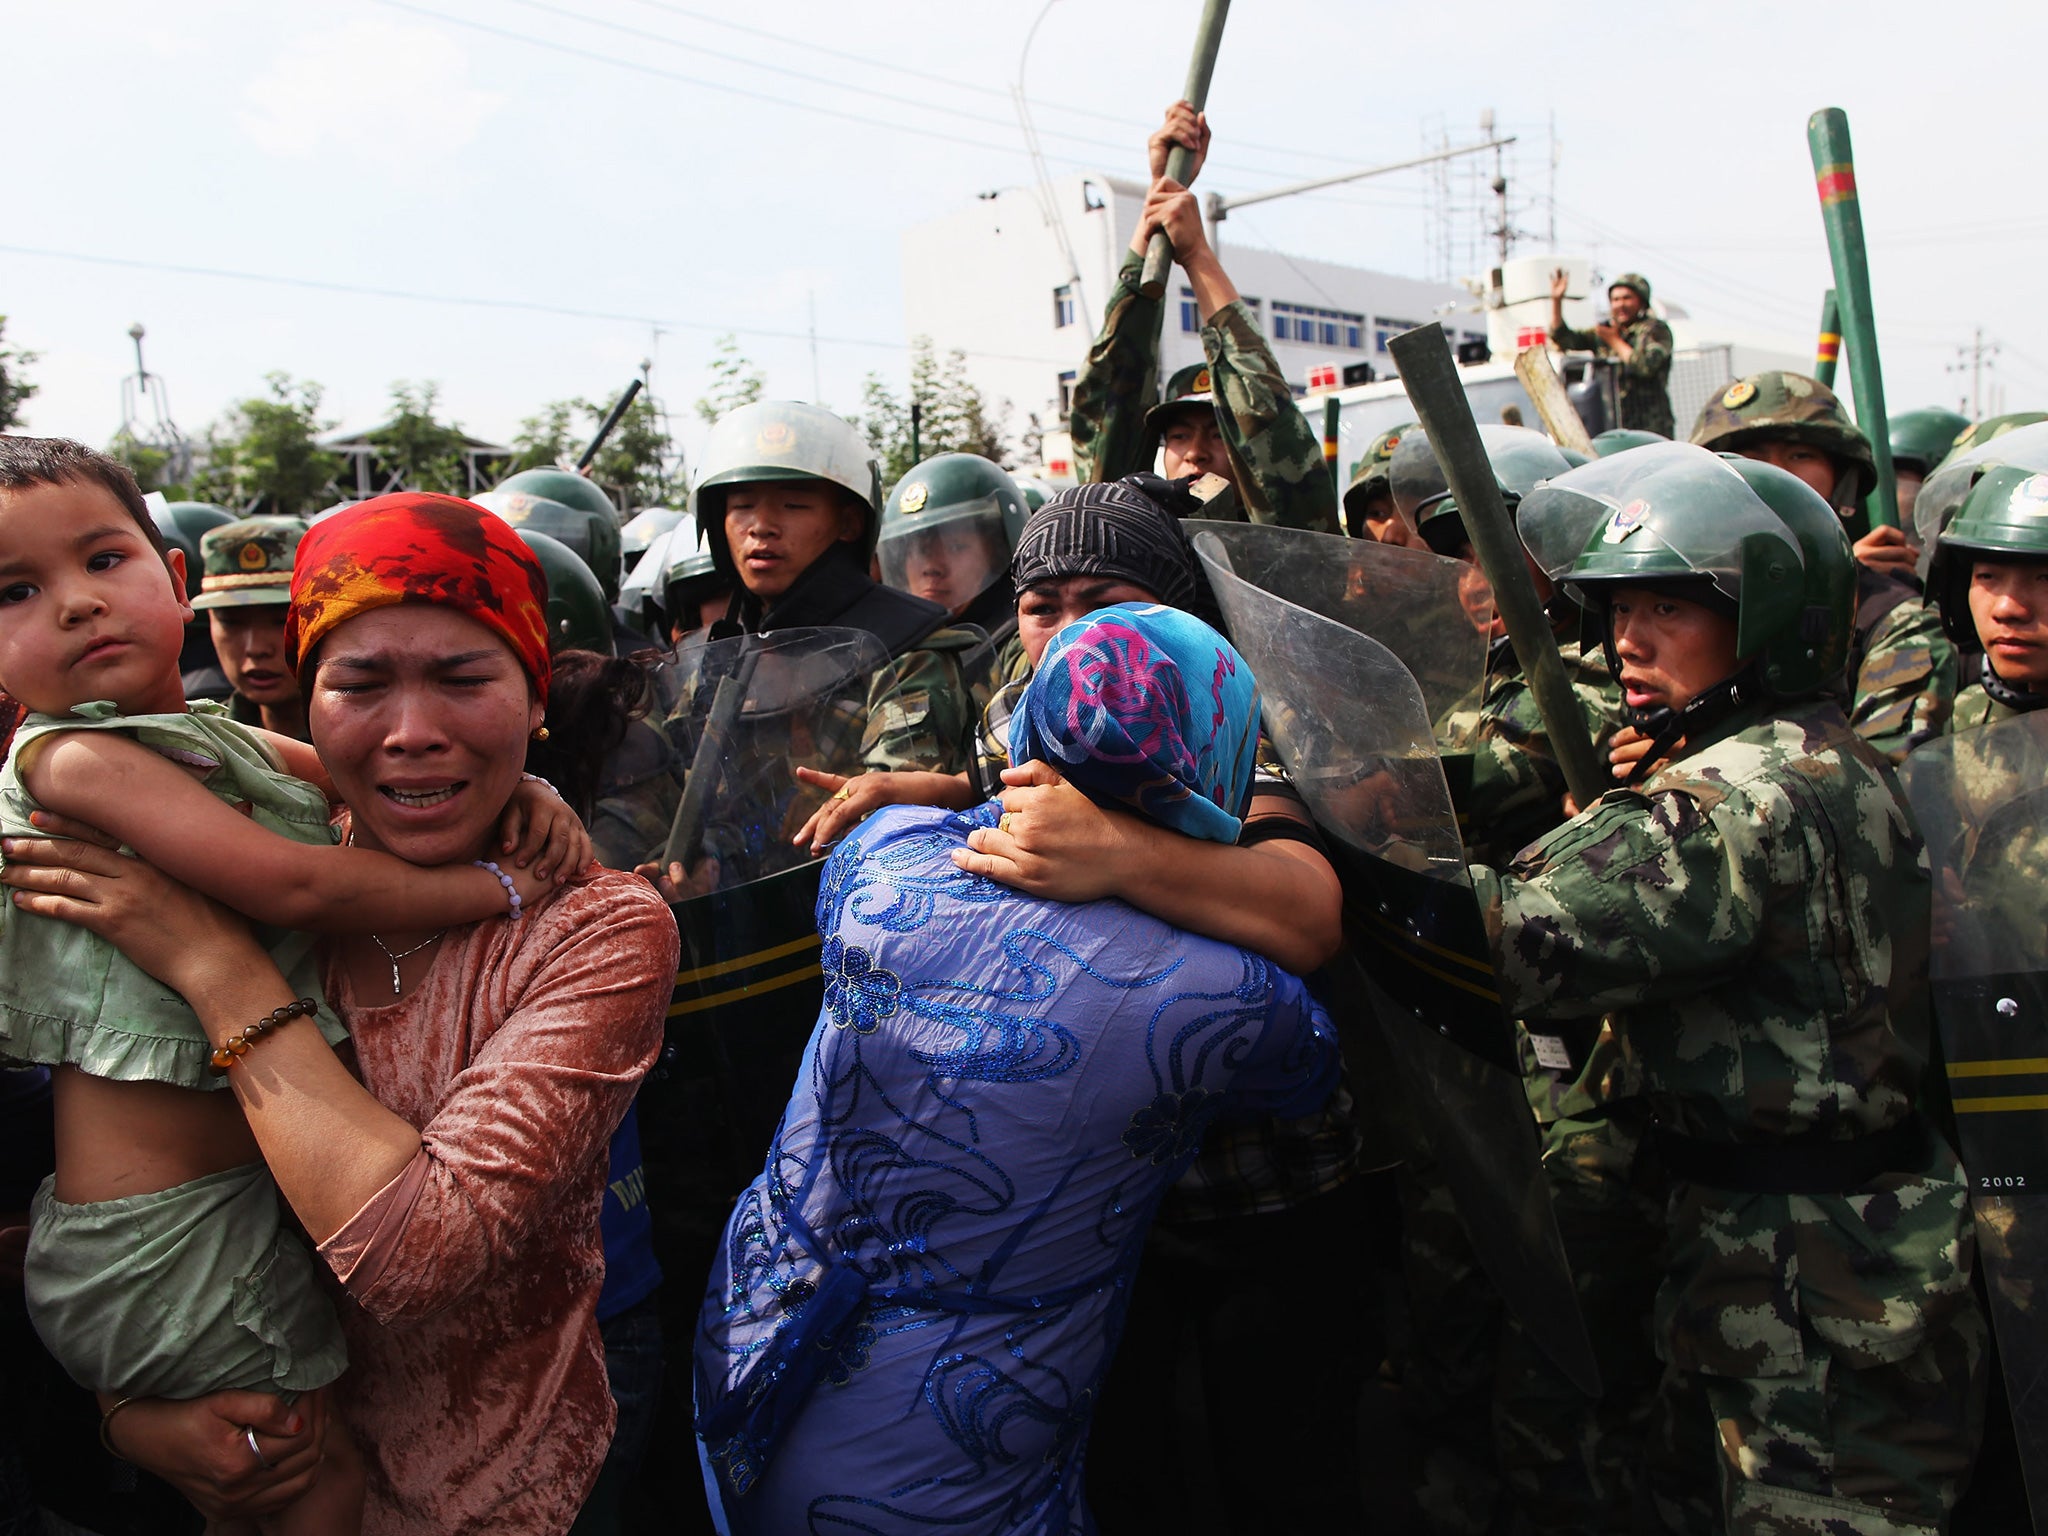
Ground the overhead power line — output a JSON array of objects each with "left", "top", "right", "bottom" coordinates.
[{"left": 0, "top": 242, "right": 1079, "bottom": 368}]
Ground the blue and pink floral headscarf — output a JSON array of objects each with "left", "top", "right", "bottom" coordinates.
[{"left": 1010, "top": 603, "right": 1260, "bottom": 844}]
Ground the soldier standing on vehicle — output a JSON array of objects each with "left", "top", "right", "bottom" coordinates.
[
  {"left": 1476, "top": 445, "right": 1985, "bottom": 1534},
  {"left": 1067, "top": 102, "right": 1339, "bottom": 534},
  {"left": 1690, "top": 370, "right": 1957, "bottom": 760},
  {"left": 1548, "top": 270, "right": 1675, "bottom": 438}
]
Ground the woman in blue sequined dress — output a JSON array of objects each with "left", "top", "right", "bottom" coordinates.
[{"left": 693, "top": 602, "right": 1340, "bottom": 1535}]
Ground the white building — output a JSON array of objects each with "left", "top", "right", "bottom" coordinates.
[{"left": 900, "top": 173, "right": 1484, "bottom": 462}]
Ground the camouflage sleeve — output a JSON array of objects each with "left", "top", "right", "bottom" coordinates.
[
  {"left": 1621, "top": 318, "right": 1673, "bottom": 382},
  {"left": 1850, "top": 598, "right": 1958, "bottom": 764},
  {"left": 1548, "top": 320, "right": 1602, "bottom": 353},
  {"left": 1469, "top": 780, "right": 1765, "bottom": 1021},
  {"left": 861, "top": 644, "right": 977, "bottom": 774},
  {"left": 1201, "top": 301, "right": 1340, "bottom": 534},
  {"left": 1068, "top": 251, "right": 1162, "bottom": 485}
]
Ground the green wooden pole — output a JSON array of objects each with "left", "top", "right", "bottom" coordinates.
[
  {"left": 1138, "top": 0, "right": 1233, "bottom": 300},
  {"left": 1807, "top": 110, "right": 1898, "bottom": 527},
  {"left": 1388, "top": 323, "right": 1606, "bottom": 808}
]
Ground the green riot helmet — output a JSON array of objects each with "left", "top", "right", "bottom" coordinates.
[
  {"left": 693, "top": 400, "right": 883, "bottom": 581},
  {"left": 1590, "top": 428, "right": 1669, "bottom": 458},
  {"left": 492, "top": 467, "right": 621, "bottom": 529},
  {"left": 1910, "top": 421, "right": 2048, "bottom": 564},
  {"left": 1556, "top": 441, "right": 1812, "bottom": 701},
  {"left": 148, "top": 499, "right": 236, "bottom": 600},
  {"left": 1889, "top": 407, "right": 1969, "bottom": 477},
  {"left": 473, "top": 489, "right": 625, "bottom": 606},
  {"left": 1928, "top": 466, "right": 2048, "bottom": 650},
  {"left": 512, "top": 527, "right": 612, "bottom": 655},
  {"left": 1012, "top": 475, "right": 1055, "bottom": 513},
  {"left": 1948, "top": 411, "right": 2048, "bottom": 459},
  {"left": 660, "top": 517, "right": 730, "bottom": 634},
  {"left": 1342, "top": 421, "right": 1416, "bottom": 537},
  {"left": 1688, "top": 371, "right": 1875, "bottom": 505},
  {"left": 876, "top": 453, "right": 1028, "bottom": 618},
  {"left": 621, "top": 506, "right": 685, "bottom": 565},
  {"left": 1392, "top": 424, "right": 1574, "bottom": 558},
  {"left": 1714, "top": 455, "right": 1856, "bottom": 696}
]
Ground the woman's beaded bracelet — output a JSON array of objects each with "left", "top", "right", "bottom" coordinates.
[
  {"left": 208, "top": 997, "right": 319, "bottom": 1075},
  {"left": 475, "top": 859, "right": 523, "bottom": 920},
  {"left": 521, "top": 772, "right": 560, "bottom": 796}
]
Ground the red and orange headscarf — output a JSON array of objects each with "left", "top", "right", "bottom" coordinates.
[{"left": 286, "top": 492, "right": 553, "bottom": 699}]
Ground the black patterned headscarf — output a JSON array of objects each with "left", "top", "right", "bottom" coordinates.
[{"left": 1009, "top": 478, "right": 1201, "bottom": 613}]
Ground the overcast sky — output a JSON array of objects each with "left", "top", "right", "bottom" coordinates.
[{"left": 6, "top": 0, "right": 2044, "bottom": 475}]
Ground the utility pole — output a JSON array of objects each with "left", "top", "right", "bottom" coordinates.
[
  {"left": 808, "top": 291, "right": 822, "bottom": 404},
  {"left": 1486, "top": 108, "right": 1511, "bottom": 272},
  {"left": 1948, "top": 327, "right": 1998, "bottom": 420}
]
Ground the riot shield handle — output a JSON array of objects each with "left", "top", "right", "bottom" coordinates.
[
  {"left": 1389, "top": 322, "right": 1607, "bottom": 809},
  {"left": 1138, "top": 0, "right": 1233, "bottom": 300},
  {"left": 660, "top": 639, "right": 761, "bottom": 874},
  {"left": 576, "top": 377, "right": 645, "bottom": 473}
]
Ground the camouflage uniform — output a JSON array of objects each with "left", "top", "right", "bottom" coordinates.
[
  {"left": 1436, "top": 635, "right": 1625, "bottom": 869},
  {"left": 1473, "top": 698, "right": 1985, "bottom": 1535},
  {"left": 1848, "top": 577, "right": 1958, "bottom": 762},
  {"left": 856, "top": 630, "right": 982, "bottom": 772},
  {"left": 1550, "top": 277, "right": 1675, "bottom": 439},
  {"left": 1947, "top": 678, "right": 2027, "bottom": 733},
  {"left": 1431, "top": 633, "right": 1660, "bottom": 1533},
  {"left": 1068, "top": 250, "right": 1340, "bottom": 533}
]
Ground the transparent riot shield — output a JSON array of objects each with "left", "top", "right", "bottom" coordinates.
[
  {"left": 1913, "top": 420, "right": 2048, "bottom": 559},
  {"left": 1182, "top": 518, "right": 1487, "bottom": 723},
  {"left": 1193, "top": 532, "right": 1600, "bottom": 1397},
  {"left": 1902, "top": 711, "right": 2048, "bottom": 1531}
]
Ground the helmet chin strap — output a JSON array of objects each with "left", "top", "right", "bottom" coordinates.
[
  {"left": 1604, "top": 620, "right": 1764, "bottom": 786},
  {"left": 1980, "top": 651, "right": 2048, "bottom": 712}
]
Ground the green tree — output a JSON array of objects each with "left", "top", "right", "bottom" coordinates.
[
  {"left": 508, "top": 400, "right": 578, "bottom": 473},
  {"left": 511, "top": 393, "right": 681, "bottom": 509},
  {"left": 0, "top": 315, "right": 39, "bottom": 432},
  {"left": 188, "top": 374, "right": 341, "bottom": 516},
  {"left": 856, "top": 337, "right": 1010, "bottom": 485},
  {"left": 694, "top": 335, "right": 765, "bottom": 426},
  {"left": 368, "top": 381, "right": 472, "bottom": 495},
  {"left": 106, "top": 431, "right": 181, "bottom": 497}
]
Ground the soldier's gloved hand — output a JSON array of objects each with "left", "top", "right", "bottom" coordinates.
[
  {"left": 952, "top": 761, "right": 1138, "bottom": 902},
  {"left": 496, "top": 775, "right": 592, "bottom": 885},
  {"left": 1852, "top": 523, "right": 1921, "bottom": 582},
  {"left": 1147, "top": 99, "right": 1210, "bottom": 185}
]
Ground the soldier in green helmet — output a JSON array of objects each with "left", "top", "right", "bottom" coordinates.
[
  {"left": 1927, "top": 465, "right": 2048, "bottom": 729},
  {"left": 1688, "top": 369, "right": 1957, "bottom": 761},
  {"left": 511, "top": 527, "right": 613, "bottom": 656},
  {"left": 474, "top": 487, "right": 624, "bottom": 607},
  {"left": 1948, "top": 410, "right": 2048, "bottom": 459},
  {"left": 149, "top": 498, "right": 236, "bottom": 701},
  {"left": 1474, "top": 443, "right": 1985, "bottom": 1535},
  {"left": 1067, "top": 101, "right": 1340, "bottom": 535},
  {"left": 633, "top": 399, "right": 978, "bottom": 898},
  {"left": 1889, "top": 407, "right": 1969, "bottom": 525},
  {"left": 1547, "top": 269, "right": 1675, "bottom": 437},
  {"left": 876, "top": 451, "right": 1030, "bottom": 663},
  {"left": 1342, "top": 422, "right": 1417, "bottom": 543},
  {"left": 189, "top": 516, "right": 310, "bottom": 740}
]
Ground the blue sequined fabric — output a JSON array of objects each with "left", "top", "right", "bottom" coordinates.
[{"left": 693, "top": 801, "right": 1339, "bottom": 1534}]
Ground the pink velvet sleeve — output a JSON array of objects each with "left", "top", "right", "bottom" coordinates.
[{"left": 318, "top": 882, "right": 678, "bottom": 1323}]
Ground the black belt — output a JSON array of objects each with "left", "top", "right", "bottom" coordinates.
[{"left": 1651, "top": 1115, "right": 1931, "bottom": 1196}]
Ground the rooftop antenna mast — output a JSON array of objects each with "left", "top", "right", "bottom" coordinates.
[{"left": 118, "top": 323, "right": 192, "bottom": 484}]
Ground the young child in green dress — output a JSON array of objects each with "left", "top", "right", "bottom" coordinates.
[{"left": 0, "top": 439, "right": 582, "bottom": 1535}]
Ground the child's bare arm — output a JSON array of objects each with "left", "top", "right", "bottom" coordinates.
[{"left": 22, "top": 732, "right": 533, "bottom": 932}]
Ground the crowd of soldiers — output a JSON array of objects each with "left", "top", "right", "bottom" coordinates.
[{"left": 8, "top": 99, "right": 2048, "bottom": 1536}]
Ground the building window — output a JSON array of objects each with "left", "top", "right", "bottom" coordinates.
[
  {"left": 1053, "top": 284, "right": 1076, "bottom": 329},
  {"left": 1272, "top": 301, "right": 1368, "bottom": 350},
  {"left": 1180, "top": 286, "right": 1200, "bottom": 334},
  {"left": 1058, "top": 370, "right": 1078, "bottom": 420},
  {"left": 1375, "top": 318, "right": 1423, "bottom": 354}
]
